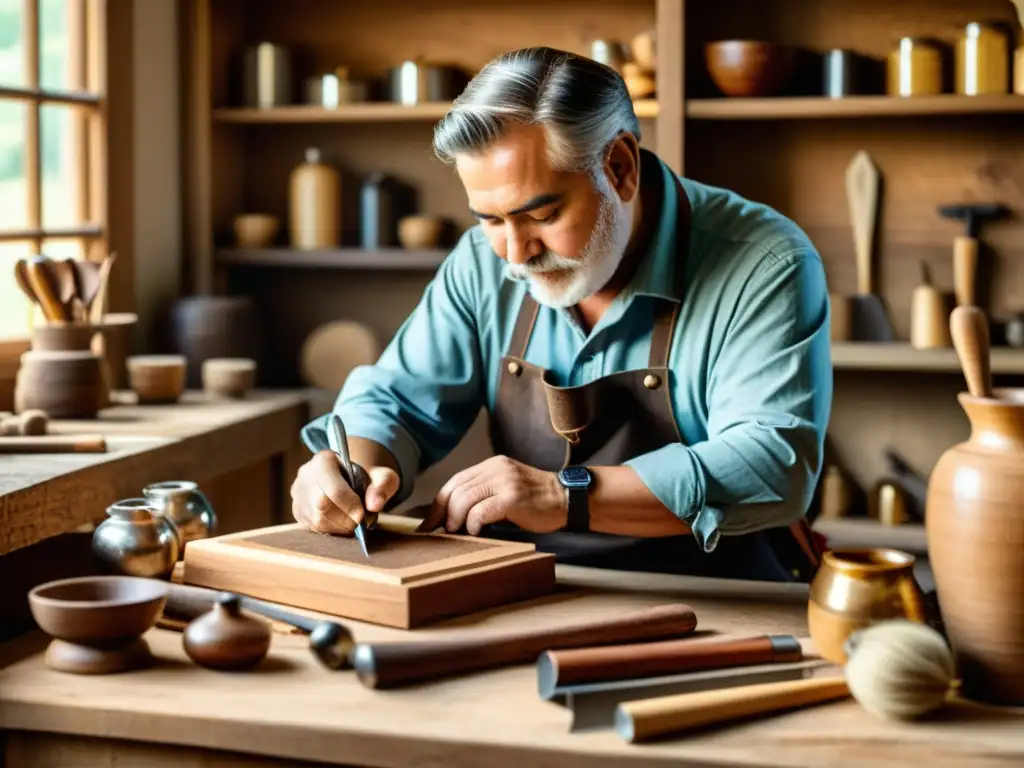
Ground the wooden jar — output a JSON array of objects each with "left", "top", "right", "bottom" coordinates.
[{"left": 14, "top": 349, "right": 107, "bottom": 419}]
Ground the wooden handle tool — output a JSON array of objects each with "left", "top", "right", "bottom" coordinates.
[
  {"left": 26, "top": 257, "right": 70, "bottom": 322},
  {"left": 846, "top": 150, "right": 879, "bottom": 296},
  {"left": 351, "top": 603, "right": 698, "bottom": 689},
  {"left": 950, "top": 305, "right": 992, "bottom": 398},
  {"left": 615, "top": 675, "right": 850, "bottom": 744},
  {"left": 537, "top": 634, "right": 802, "bottom": 698},
  {"left": 0, "top": 434, "right": 107, "bottom": 453},
  {"left": 952, "top": 236, "right": 978, "bottom": 307}
]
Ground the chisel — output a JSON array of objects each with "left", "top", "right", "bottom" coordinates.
[{"left": 327, "top": 413, "right": 371, "bottom": 558}]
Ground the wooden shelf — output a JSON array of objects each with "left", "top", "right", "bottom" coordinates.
[
  {"left": 213, "top": 99, "right": 661, "bottom": 124},
  {"left": 832, "top": 342, "right": 1024, "bottom": 374},
  {"left": 215, "top": 248, "right": 449, "bottom": 270},
  {"left": 686, "top": 94, "right": 1024, "bottom": 120}
]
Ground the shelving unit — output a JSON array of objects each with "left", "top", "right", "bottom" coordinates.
[{"left": 181, "top": 0, "right": 1024, "bottom": 548}]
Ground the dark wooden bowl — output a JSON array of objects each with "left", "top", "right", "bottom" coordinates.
[
  {"left": 28, "top": 575, "right": 168, "bottom": 646},
  {"left": 705, "top": 40, "right": 797, "bottom": 97}
]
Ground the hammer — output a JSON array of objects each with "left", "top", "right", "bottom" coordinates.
[
  {"left": 164, "top": 582, "right": 354, "bottom": 670},
  {"left": 938, "top": 203, "right": 1008, "bottom": 307}
]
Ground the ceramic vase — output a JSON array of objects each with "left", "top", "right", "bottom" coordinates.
[{"left": 926, "top": 389, "right": 1024, "bottom": 706}]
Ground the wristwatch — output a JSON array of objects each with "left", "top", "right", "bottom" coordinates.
[{"left": 557, "top": 466, "right": 592, "bottom": 533}]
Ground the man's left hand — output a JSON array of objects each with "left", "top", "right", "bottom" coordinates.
[{"left": 430, "top": 455, "right": 568, "bottom": 536}]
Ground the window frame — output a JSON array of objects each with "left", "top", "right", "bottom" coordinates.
[{"left": 0, "top": 0, "right": 109, "bottom": 354}]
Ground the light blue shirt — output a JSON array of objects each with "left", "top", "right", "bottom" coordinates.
[{"left": 302, "top": 152, "right": 832, "bottom": 553}]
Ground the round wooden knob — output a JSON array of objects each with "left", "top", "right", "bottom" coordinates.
[{"left": 183, "top": 593, "right": 271, "bottom": 671}]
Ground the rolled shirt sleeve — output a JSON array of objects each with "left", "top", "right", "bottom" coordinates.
[
  {"left": 624, "top": 246, "right": 832, "bottom": 551},
  {"left": 301, "top": 233, "right": 486, "bottom": 507}
]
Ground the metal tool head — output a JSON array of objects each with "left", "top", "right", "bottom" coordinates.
[
  {"left": 309, "top": 621, "right": 356, "bottom": 670},
  {"left": 325, "top": 414, "right": 373, "bottom": 558},
  {"left": 937, "top": 203, "right": 1009, "bottom": 238}
]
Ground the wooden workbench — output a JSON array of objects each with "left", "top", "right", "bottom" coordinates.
[{"left": 1, "top": 566, "right": 1021, "bottom": 768}]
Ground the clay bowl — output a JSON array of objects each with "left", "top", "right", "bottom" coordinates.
[
  {"left": 127, "top": 354, "right": 187, "bottom": 404},
  {"left": 202, "top": 357, "right": 257, "bottom": 399},
  {"left": 704, "top": 40, "right": 796, "bottom": 97},
  {"left": 807, "top": 547, "right": 927, "bottom": 664},
  {"left": 398, "top": 215, "right": 445, "bottom": 249},
  {"left": 233, "top": 213, "right": 279, "bottom": 248},
  {"left": 28, "top": 575, "right": 168, "bottom": 674}
]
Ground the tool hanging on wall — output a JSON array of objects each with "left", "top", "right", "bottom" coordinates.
[
  {"left": 845, "top": 151, "right": 895, "bottom": 342},
  {"left": 937, "top": 202, "right": 1008, "bottom": 308}
]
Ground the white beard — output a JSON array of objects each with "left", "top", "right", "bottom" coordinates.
[{"left": 507, "top": 179, "right": 631, "bottom": 309}]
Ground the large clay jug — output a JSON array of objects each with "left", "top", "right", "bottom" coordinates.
[{"left": 926, "top": 305, "right": 1024, "bottom": 706}]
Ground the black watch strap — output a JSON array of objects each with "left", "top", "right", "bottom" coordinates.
[{"left": 566, "top": 486, "right": 590, "bottom": 533}]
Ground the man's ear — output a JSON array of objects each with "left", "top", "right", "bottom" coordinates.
[{"left": 603, "top": 133, "right": 641, "bottom": 204}]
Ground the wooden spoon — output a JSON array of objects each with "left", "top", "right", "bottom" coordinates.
[
  {"left": 88, "top": 252, "right": 118, "bottom": 324},
  {"left": 950, "top": 305, "right": 992, "bottom": 398},
  {"left": 14, "top": 259, "right": 37, "bottom": 305},
  {"left": 47, "top": 258, "right": 81, "bottom": 321},
  {"left": 26, "top": 257, "right": 70, "bottom": 322}
]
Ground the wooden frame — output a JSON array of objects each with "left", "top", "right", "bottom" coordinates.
[
  {"left": 181, "top": 515, "right": 557, "bottom": 629},
  {"left": 0, "top": 0, "right": 109, "bottom": 345}
]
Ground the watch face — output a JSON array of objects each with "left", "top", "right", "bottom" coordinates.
[{"left": 560, "top": 466, "right": 591, "bottom": 488}]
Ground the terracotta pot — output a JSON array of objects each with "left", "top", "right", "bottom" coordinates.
[
  {"left": 927, "top": 388, "right": 1024, "bottom": 706},
  {"left": 807, "top": 547, "right": 926, "bottom": 665}
]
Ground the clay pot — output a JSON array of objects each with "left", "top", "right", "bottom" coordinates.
[
  {"left": 398, "top": 215, "right": 444, "bottom": 249},
  {"left": 233, "top": 213, "right": 280, "bottom": 248},
  {"left": 202, "top": 357, "right": 257, "bottom": 399},
  {"left": 704, "top": 40, "right": 796, "bottom": 97},
  {"left": 14, "top": 349, "right": 107, "bottom": 418},
  {"left": 183, "top": 593, "right": 271, "bottom": 670},
  {"left": 927, "top": 388, "right": 1024, "bottom": 706},
  {"left": 807, "top": 547, "right": 927, "bottom": 665},
  {"left": 167, "top": 296, "right": 264, "bottom": 388},
  {"left": 31, "top": 322, "right": 97, "bottom": 351}
]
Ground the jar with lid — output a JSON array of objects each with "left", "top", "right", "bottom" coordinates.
[
  {"left": 887, "top": 37, "right": 944, "bottom": 96},
  {"left": 289, "top": 147, "right": 341, "bottom": 249},
  {"left": 957, "top": 22, "right": 1010, "bottom": 95}
]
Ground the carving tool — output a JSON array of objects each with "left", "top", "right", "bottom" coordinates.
[
  {"left": 937, "top": 202, "right": 1008, "bottom": 307},
  {"left": 536, "top": 634, "right": 804, "bottom": 699},
  {"left": 327, "top": 413, "right": 371, "bottom": 558},
  {"left": 350, "top": 603, "right": 698, "bottom": 689},
  {"left": 845, "top": 150, "right": 895, "bottom": 342},
  {"left": 163, "top": 582, "right": 355, "bottom": 670}
]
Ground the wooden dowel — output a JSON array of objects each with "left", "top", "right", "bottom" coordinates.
[{"left": 0, "top": 435, "right": 107, "bottom": 453}]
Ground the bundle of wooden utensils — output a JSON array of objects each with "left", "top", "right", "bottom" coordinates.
[{"left": 11, "top": 253, "right": 118, "bottom": 421}]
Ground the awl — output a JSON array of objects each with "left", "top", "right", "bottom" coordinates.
[{"left": 327, "top": 413, "right": 371, "bottom": 558}]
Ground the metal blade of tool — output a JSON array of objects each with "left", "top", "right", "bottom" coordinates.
[{"left": 327, "top": 413, "right": 371, "bottom": 558}]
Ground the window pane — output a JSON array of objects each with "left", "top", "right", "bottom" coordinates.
[
  {"left": 40, "top": 236, "right": 82, "bottom": 260},
  {"left": 0, "top": 98, "right": 27, "bottom": 231},
  {"left": 0, "top": 241, "right": 33, "bottom": 340},
  {"left": 42, "top": 103, "right": 80, "bottom": 228},
  {"left": 39, "top": 0, "right": 68, "bottom": 91},
  {"left": 0, "top": 0, "right": 23, "bottom": 88}
]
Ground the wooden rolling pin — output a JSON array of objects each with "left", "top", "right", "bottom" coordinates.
[
  {"left": 351, "top": 603, "right": 698, "bottom": 690},
  {"left": 537, "top": 634, "right": 803, "bottom": 698},
  {"left": 0, "top": 434, "right": 106, "bottom": 453},
  {"left": 615, "top": 676, "right": 850, "bottom": 743}
]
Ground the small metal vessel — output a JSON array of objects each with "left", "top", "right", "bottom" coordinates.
[
  {"left": 92, "top": 498, "right": 182, "bottom": 580},
  {"left": 142, "top": 480, "right": 217, "bottom": 550}
]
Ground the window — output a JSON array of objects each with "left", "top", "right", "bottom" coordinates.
[{"left": 0, "top": 0, "right": 106, "bottom": 344}]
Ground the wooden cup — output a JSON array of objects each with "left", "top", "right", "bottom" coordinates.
[
  {"left": 202, "top": 357, "right": 257, "bottom": 399},
  {"left": 127, "top": 355, "right": 187, "bottom": 404}
]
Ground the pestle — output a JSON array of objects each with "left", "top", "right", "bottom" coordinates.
[{"left": 949, "top": 305, "right": 992, "bottom": 398}]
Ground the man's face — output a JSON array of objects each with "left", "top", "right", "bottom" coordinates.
[{"left": 455, "top": 123, "right": 631, "bottom": 308}]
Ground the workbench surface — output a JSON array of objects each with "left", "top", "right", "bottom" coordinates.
[
  {"left": 1, "top": 567, "right": 1020, "bottom": 768},
  {"left": 0, "top": 389, "right": 310, "bottom": 556}
]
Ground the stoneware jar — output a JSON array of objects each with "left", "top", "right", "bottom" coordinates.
[
  {"left": 92, "top": 498, "right": 182, "bottom": 580},
  {"left": 927, "top": 388, "right": 1024, "bottom": 706},
  {"left": 142, "top": 480, "right": 217, "bottom": 551},
  {"left": 183, "top": 593, "right": 271, "bottom": 671},
  {"left": 807, "top": 547, "right": 927, "bottom": 664}
]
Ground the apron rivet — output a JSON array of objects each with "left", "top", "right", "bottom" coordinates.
[
  {"left": 643, "top": 374, "right": 661, "bottom": 389},
  {"left": 507, "top": 361, "right": 522, "bottom": 377}
]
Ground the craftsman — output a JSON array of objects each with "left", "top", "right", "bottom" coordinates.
[{"left": 293, "top": 47, "right": 832, "bottom": 582}]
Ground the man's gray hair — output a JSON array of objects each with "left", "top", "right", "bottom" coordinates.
[{"left": 432, "top": 47, "right": 641, "bottom": 174}]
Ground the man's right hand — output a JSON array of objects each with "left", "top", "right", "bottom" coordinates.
[{"left": 291, "top": 450, "right": 401, "bottom": 535}]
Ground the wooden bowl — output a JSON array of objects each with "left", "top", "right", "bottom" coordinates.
[
  {"left": 28, "top": 575, "right": 168, "bottom": 674},
  {"left": 202, "top": 357, "right": 257, "bottom": 399},
  {"left": 398, "top": 215, "right": 445, "bottom": 249},
  {"left": 127, "top": 354, "right": 187, "bottom": 404},
  {"left": 704, "top": 40, "right": 796, "bottom": 97},
  {"left": 233, "top": 213, "right": 280, "bottom": 248}
]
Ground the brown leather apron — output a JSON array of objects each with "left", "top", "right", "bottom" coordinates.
[{"left": 481, "top": 157, "right": 822, "bottom": 583}]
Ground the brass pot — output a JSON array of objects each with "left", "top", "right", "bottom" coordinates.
[{"left": 807, "top": 547, "right": 926, "bottom": 664}]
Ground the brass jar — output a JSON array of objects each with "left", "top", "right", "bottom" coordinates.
[
  {"left": 807, "top": 547, "right": 927, "bottom": 664},
  {"left": 957, "top": 22, "right": 1010, "bottom": 95},
  {"left": 887, "top": 37, "right": 944, "bottom": 96}
]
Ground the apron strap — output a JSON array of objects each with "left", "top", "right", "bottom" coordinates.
[{"left": 507, "top": 292, "right": 541, "bottom": 360}]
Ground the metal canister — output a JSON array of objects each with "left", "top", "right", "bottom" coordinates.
[
  {"left": 824, "top": 49, "right": 858, "bottom": 98},
  {"left": 956, "top": 22, "right": 1010, "bottom": 95},
  {"left": 241, "top": 42, "right": 291, "bottom": 108},
  {"left": 887, "top": 37, "right": 943, "bottom": 96}
]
